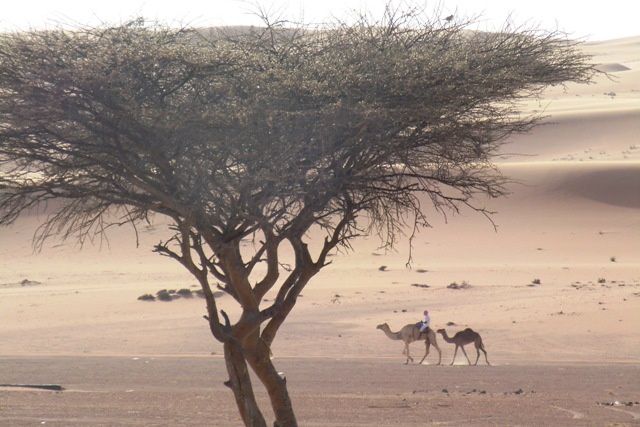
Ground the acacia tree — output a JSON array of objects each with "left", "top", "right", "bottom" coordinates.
[{"left": 0, "top": 8, "right": 593, "bottom": 427}]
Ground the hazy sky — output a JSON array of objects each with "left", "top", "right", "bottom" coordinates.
[{"left": 0, "top": 0, "right": 638, "bottom": 41}]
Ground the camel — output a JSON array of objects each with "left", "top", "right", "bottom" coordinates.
[
  {"left": 376, "top": 322, "right": 442, "bottom": 365},
  {"left": 436, "top": 328, "right": 490, "bottom": 366}
]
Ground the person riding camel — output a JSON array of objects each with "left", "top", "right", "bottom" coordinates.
[{"left": 419, "top": 309, "right": 431, "bottom": 332}]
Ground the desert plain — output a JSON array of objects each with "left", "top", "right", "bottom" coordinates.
[{"left": 1, "top": 35, "right": 639, "bottom": 426}]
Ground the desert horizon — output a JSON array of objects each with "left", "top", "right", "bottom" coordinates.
[{"left": 1, "top": 8, "right": 639, "bottom": 426}]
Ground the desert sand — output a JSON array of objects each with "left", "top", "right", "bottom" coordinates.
[{"left": 1, "top": 36, "right": 639, "bottom": 426}]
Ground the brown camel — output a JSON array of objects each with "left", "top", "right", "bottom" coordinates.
[
  {"left": 436, "top": 328, "right": 490, "bottom": 366},
  {"left": 376, "top": 322, "right": 442, "bottom": 365}
]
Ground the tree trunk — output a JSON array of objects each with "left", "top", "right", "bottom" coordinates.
[
  {"left": 246, "top": 341, "right": 298, "bottom": 427},
  {"left": 224, "top": 341, "right": 267, "bottom": 427}
]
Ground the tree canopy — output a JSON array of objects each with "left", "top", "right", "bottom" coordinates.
[{"left": 0, "top": 9, "right": 594, "bottom": 426}]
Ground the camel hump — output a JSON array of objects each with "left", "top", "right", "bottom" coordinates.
[{"left": 463, "top": 328, "right": 475, "bottom": 333}]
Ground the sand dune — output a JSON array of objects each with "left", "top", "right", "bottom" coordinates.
[
  {"left": 583, "top": 35, "right": 640, "bottom": 59},
  {"left": 595, "top": 62, "right": 632, "bottom": 73},
  {"left": 552, "top": 163, "right": 640, "bottom": 208},
  {"left": 499, "top": 109, "right": 640, "bottom": 161}
]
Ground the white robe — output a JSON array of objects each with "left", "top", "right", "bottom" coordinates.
[{"left": 420, "top": 314, "right": 430, "bottom": 332}]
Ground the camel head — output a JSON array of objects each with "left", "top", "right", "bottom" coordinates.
[{"left": 376, "top": 323, "right": 389, "bottom": 330}]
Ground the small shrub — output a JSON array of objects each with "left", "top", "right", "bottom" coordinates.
[
  {"left": 378, "top": 265, "right": 388, "bottom": 272},
  {"left": 156, "top": 290, "right": 173, "bottom": 301},
  {"left": 532, "top": 278, "right": 541, "bottom": 285},
  {"left": 598, "top": 278, "right": 606, "bottom": 284},
  {"left": 610, "top": 256, "right": 617, "bottom": 262},
  {"left": 411, "top": 283, "right": 430, "bottom": 288},
  {"left": 177, "top": 288, "right": 193, "bottom": 297},
  {"left": 137, "top": 293, "right": 155, "bottom": 301},
  {"left": 447, "top": 281, "right": 471, "bottom": 290}
]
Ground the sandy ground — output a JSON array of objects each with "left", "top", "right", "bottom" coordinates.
[
  {"left": 1, "top": 36, "right": 639, "bottom": 425},
  {"left": 2, "top": 357, "right": 640, "bottom": 426}
]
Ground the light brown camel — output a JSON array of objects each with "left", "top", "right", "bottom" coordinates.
[
  {"left": 436, "top": 328, "right": 490, "bottom": 366},
  {"left": 376, "top": 322, "right": 442, "bottom": 365}
]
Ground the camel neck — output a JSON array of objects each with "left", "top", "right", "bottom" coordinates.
[
  {"left": 382, "top": 327, "right": 401, "bottom": 340},
  {"left": 439, "top": 332, "right": 455, "bottom": 343}
]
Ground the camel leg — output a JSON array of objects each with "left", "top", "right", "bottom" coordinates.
[
  {"left": 481, "top": 347, "right": 490, "bottom": 366},
  {"left": 450, "top": 345, "right": 459, "bottom": 365},
  {"left": 432, "top": 341, "right": 442, "bottom": 365},
  {"left": 419, "top": 340, "right": 430, "bottom": 364},
  {"left": 474, "top": 342, "right": 481, "bottom": 365},
  {"left": 460, "top": 345, "right": 472, "bottom": 365},
  {"left": 404, "top": 343, "right": 413, "bottom": 364}
]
